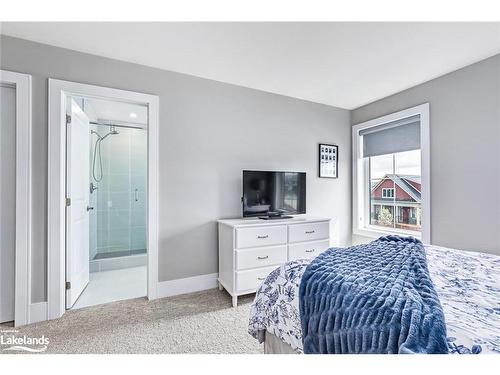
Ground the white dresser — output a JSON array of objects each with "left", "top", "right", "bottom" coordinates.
[{"left": 217, "top": 216, "right": 331, "bottom": 307}]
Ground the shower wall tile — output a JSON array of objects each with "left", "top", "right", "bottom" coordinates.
[
  {"left": 107, "top": 191, "right": 131, "bottom": 210},
  {"left": 107, "top": 173, "right": 131, "bottom": 192},
  {"left": 105, "top": 133, "right": 130, "bottom": 155},
  {"left": 96, "top": 228, "right": 109, "bottom": 248},
  {"left": 104, "top": 228, "right": 131, "bottom": 252},
  {"left": 104, "top": 156, "right": 130, "bottom": 175},
  {"left": 107, "top": 209, "right": 130, "bottom": 231},
  {"left": 131, "top": 157, "right": 147, "bottom": 175},
  {"left": 131, "top": 174, "right": 146, "bottom": 189},
  {"left": 90, "top": 125, "right": 147, "bottom": 257},
  {"left": 131, "top": 207, "right": 146, "bottom": 227},
  {"left": 96, "top": 190, "right": 110, "bottom": 209},
  {"left": 131, "top": 226, "right": 147, "bottom": 251}
]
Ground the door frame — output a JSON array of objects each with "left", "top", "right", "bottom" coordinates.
[
  {"left": 0, "top": 70, "right": 32, "bottom": 326},
  {"left": 47, "top": 79, "right": 159, "bottom": 320}
]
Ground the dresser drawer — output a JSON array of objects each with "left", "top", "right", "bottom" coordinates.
[
  {"left": 288, "top": 239, "right": 330, "bottom": 261},
  {"left": 236, "top": 225, "right": 287, "bottom": 248},
  {"left": 236, "top": 266, "right": 278, "bottom": 292},
  {"left": 288, "top": 221, "right": 329, "bottom": 243},
  {"left": 236, "top": 245, "right": 287, "bottom": 270}
]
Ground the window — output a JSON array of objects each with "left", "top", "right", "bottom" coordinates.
[
  {"left": 369, "top": 150, "right": 421, "bottom": 231},
  {"left": 381, "top": 188, "right": 395, "bottom": 198},
  {"left": 352, "top": 104, "right": 430, "bottom": 242}
]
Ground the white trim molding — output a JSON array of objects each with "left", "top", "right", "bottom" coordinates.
[
  {"left": 157, "top": 273, "right": 219, "bottom": 299},
  {"left": 29, "top": 302, "right": 48, "bottom": 324},
  {"left": 47, "top": 79, "right": 160, "bottom": 320},
  {"left": 352, "top": 103, "right": 431, "bottom": 244},
  {"left": 0, "top": 70, "right": 32, "bottom": 327}
]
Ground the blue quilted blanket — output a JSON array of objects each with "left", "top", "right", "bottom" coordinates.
[{"left": 299, "top": 236, "right": 449, "bottom": 354}]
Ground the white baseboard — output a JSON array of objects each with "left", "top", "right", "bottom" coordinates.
[
  {"left": 157, "top": 273, "right": 218, "bottom": 299},
  {"left": 29, "top": 302, "right": 48, "bottom": 324}
]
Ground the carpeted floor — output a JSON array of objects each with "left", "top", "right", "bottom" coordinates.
[{"left": 0, "top": 289, "right": 263, "bottom": 354}]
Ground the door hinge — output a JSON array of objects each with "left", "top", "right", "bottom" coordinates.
[
  {"left": 66, "top": 114, "right": 71, "bottom": 125},
  {"left": 65, "top": 281, "right": 71, "bottom": 290},
  {"left": 65, "top": 197, "right": 71, "bottom": 206}
]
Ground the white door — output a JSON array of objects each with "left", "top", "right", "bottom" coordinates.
[
  {"left": 0, "top": 84, "right": 16, "bottom": 322},
  {"left": 66, "top": 99, "right": 90, "bottom": 309}
]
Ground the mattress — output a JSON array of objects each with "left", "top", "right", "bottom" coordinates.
[
  {"left": 264, "top": 331, "right": 297, "bottom": 354},
  {"left": 249, "top": 244, "right": 500, "bottom": 354}
]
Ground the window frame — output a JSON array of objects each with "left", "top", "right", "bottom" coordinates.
[
  {"left": 352, "top": 103, "right": 430, "bottom": 243},
  {"left": 381, "top": 188, "right": 395, "bottom": 198}
]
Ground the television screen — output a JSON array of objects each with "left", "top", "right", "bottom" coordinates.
[{"left": 242, "top": 170, "right": 306, "bottom": 217}]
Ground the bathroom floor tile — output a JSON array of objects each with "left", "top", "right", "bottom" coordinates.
[{"left": 72, "top": 266, "right": 146, "bottom": 310}]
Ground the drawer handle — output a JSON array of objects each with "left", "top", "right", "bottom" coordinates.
[
  {"left": 257, "top": 235, "right": 269, "bottom": 239},
  {"left": 257, "top": 255, "right": 269, "bottom": 260},
  {"left": 305, "top": 249, "right": 315, "bottom": 253},
  {"left": 257, "top": 277, "right": 266, "bottom": 281},
  {"left": 305, "top": 230, "right": 315, "bottom": 234}
]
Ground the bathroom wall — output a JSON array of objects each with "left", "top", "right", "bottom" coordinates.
[{"left": 91, "top": 124, "right": 147, "bottom": 257}]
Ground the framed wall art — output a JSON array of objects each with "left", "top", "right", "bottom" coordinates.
[{"left": 319, "top": 143, "right": 338, "bottom": 178}]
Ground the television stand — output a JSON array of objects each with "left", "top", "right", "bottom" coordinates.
[
  {"left": 217, "top": 216, "right": 331, "bottom": 306},
  {"left": 258, "top": 215, "right": 292, "bottom": 220}
]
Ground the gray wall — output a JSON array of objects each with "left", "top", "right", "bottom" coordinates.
[
  {"left": 352, "top": 54, "right": 500, "bottom": 255},
  {"left": 0, "top": 36, "right": 352, "bottom": 303}
]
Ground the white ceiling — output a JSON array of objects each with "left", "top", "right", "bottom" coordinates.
[
  {"left": 81, "top": 97, "right": 147, "bottom": 126},
  {"left": 2, "top": 22, "right": 499, "bottom": 109}
]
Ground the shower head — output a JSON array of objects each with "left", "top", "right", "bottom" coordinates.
[
  {"left": 109, "top": 125, "right": 119, "bottom": 135},
  {"left": 91, "top": 123, "right": 119, "bottom": 143},
  {"left": 99, "top": 126, "right": 119, "bottom": 140}
]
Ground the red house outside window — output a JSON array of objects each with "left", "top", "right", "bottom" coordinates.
[{"left": 369, "top": 150, "right": 421, "bottom": 232}]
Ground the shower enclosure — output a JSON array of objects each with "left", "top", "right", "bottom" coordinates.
[{"left": 87, "top": 118, "right": 147, "bottom": 270}]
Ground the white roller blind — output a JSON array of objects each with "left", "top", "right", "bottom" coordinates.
[{"left": 360, "top": 115, "right": 420, "bottom": 158}]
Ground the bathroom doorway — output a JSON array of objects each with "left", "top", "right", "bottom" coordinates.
[
  {"left": 66, "top": 96, "right": 149, "bottom": 309},
  {"left": 47, "top": 80, "right": 159, "bottom": 320}
]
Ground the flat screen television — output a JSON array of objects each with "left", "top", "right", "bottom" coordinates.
[{"left": 242, "top": 170, "right": 306, "bottom": 219}]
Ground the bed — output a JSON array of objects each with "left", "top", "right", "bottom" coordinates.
[{"left": 248, "top": 242, "right": 500, "bottom": 354}]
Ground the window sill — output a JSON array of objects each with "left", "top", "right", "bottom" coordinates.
[{"left": 353, "top": 226, "right": 421, "bottom": 240}]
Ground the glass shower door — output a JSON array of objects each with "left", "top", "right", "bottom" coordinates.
[{"left": 130, "top": 128, "right": 147, "bottom": 255}]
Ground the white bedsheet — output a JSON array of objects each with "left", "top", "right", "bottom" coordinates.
[{"left": 248, "top": 244, "right": 500, "bottom": 354}]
